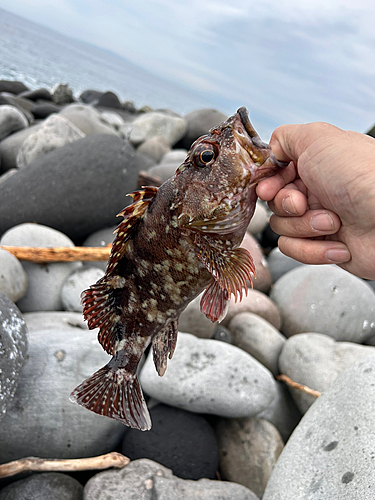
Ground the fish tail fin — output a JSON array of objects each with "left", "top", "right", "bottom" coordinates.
[
  {"left": 81, "top": 278, "right": 120, "bottom": 355},
  {"left": 70, "top": 365, "right": 151, "bottom": 431}
]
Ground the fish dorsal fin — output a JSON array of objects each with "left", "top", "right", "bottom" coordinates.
[
  {"left": 195, "top": 234, "right": 256, "bottom": 315},
  {"left": 106, "top": 186, "right": 158, "bottom": 274}
]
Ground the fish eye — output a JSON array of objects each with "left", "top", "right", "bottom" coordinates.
[{"left": 193, "top": 145, "right": 217, "bottom": 168}]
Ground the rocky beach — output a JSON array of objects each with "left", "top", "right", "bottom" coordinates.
[{"left": 1, "top": 79, "right": 375, "bottom": 499}]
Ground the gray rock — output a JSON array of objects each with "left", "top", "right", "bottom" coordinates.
[
  {"left": 0, "top": 472, "right": 83, "bottom": 500},
  {"left": 257, "top": 381, "right": 302, "bottom": 442},
  {"left": 263, "top": 355, "right": 375, "bottom": 500},
  {"left": 59, "top": 103, "right": 120, "bottom": 136},
  {"left": 137, "top": 135, "right": 170, "bottom": 163},
  {"left": 179, "top": 108, "right": 228, "bottom": 149},
  {"left": 129, "top": 111, "right": 187, "bottom": 147},
  {"left": 16, "top": 114, "right": 85, "bottom": 168},
  {"left": 178, "top": 294, "right": 217, "bottom": 339},
  {"left": 366, "top": 280, "right": 375, "bottom": 292},
  {"left": 82, "top": 226, "right": 116, "bottom": 271},
  {"left": 0, "top": 224, "right": 81, "bottom": 312},
  {"left": 0, "top": 123, "right": 42, "bottom": 173},
  {"left": 221, "top": 289, "right": 281, "bottom": 331},
  {"left": 0, "top": 105, "right": 28, "bottom": 141},
  {"left": 279, "top": 332, "right": 375, "bottom": 413},
  {"left": 0, "top": 291, "right": 28, "bottom": 418},
  {"left": 100, "top": 110, "right": 125, "bottom": 130},
  {"left": 0, "top": 324, "right": 124, "bottom": 462},
  {"left": 51, "top": 83, "right": 74, "bottom": 105},
  {"left": 20, "top": 87, "right": 52, "bottom": 101},
  {"left": 0, "top": 80, "right": 29, "bottom": 95},
  {"left": 267, "top": 247, "right": 305, "bottom": 283},
  {"left": 228, "top": 312, "right": 286, "bottom": 376},
  {"left": 147, "top": 149, "right": 188, "bottom": 182},
  {"left": 23, "top": 310, "right": 88, "bottom": 332},
  {"left": 0, "top": 92, "right": 34, "bottom": 123},
  {"left": 247, "top": 201, "right": 269, "bottom": 235},
  {"left": 84, "top": 458, "right": 258, "bottom": 500},
  {"left": 217, "top": 417, "right": 284, "bottom": 498},
  {"left": 241, "top": 233, "right": 272, "bottom": 293},
  {"left": 0, "top": 248, "right": 28, "bottom": 302},
  {"left": 61, "top": 267, "right": 104, "bottom": 312},
  {"left": 140, "top": 332, "right": 276, "bottom": 418},
  {"left": 271, "top": 265, "right": 375, "bottom": 341}
]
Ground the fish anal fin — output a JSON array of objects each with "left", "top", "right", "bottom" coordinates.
[
  {"left": 200, "top": 280, "right": 229, "bottom": 323},
  {"left": 81, "top": 279, "right": 119, "bottom": 355},
  {"left": 70, "top": 365, "right": 151, "bottom": 431},
  {"left": 152, "top": 320, "right": 178, "bottom": 377},
  {"left": 106, "top": 186, "right": 158, "bottom": 274}
]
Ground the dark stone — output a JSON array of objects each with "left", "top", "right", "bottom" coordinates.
[
  {"left": 79, "top": 89, "right": 103, "bottom": 104},
  {"left": 0, "top": 124, "right": 41, "bottom": 173},
  {"left": 260, "top": 223, "right": 280, "bottom": 251},
  {"left": 0, "top": 472, "right": 83, "bottom": 500},
  {"left": 175, "top": 108, "right": 227, "bottom": 150},
  {"left": 31, "top": 103, "right": 61, "bottom": 119},
  {"left": 0, "top": 135, "right": 143, "bottom": 242},
  {"left": 19, "top": 88, "right": 52, "bottom": 102},
  {"left": 97, "top": 91, "right": 122, "bottom": 109},
  {"left": 212, "top": 324, "right": 232, "bottom": 343},
  {"left": 0, "top": 80, "right": 29, "bottom": 95},
  {"left": 0, "top": 93, "right": 34, "bottom": 123},
  {"left": 122, "top": 404, "right": 219, "bottom": 480}
]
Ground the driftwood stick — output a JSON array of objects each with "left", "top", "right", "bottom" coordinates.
[
  {"left": 0, "top": 246, "right": 111, "bottom": 263},
  {"left": 276, "top": 374, "right": 321, "bottom": 398},
  {"left": 0, "top": 452, "right": 130, "bottom": 479}
]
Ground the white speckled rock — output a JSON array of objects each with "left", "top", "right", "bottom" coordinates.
[
  {"left": 270, "top": 265, "right": 375, "bottom": 342},
  {"left": 84, "top": 458, "right": 259, "bottom": 500},
  {"left": 228, "top": 312, "right": 286, "bottom": 376},
  {"left": 129, "top": 112, "right": 187, "bottom": 147},
  {"left": 0, "top": 248, "right": 28, "bottom": 302},
  {"left": 16, "top": 114, "right": 85, "bottom": 168},
  {"left": 247, "top": 202, "right": 269, "bottom": 235},
  {"left": 61, "top": 267, "right": 104, "bottom": 312},
  {"left": 0, "top": 224, "right": 81, "bottom": 312},
  {"left": 267, "top": 247, "right": 305, "bottom": 283},
  {"left": 140, "top": 332, "right": 276, "bottom": 418},
  {"left": 278, "top": 332, "right": 375, "bottom": 413},
  {"left": 241, "top": 233, "right": 272, "bottom": 293},
  {"left": 263, "top": 355, "right": 375, "bottom": 500},
  {"left": 0, "top": 105, "right": 28, "bottom": 141}
]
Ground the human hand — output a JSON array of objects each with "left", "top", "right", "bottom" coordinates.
[{"left": 256, "top": 122, "right": 375, "bottom": 280}]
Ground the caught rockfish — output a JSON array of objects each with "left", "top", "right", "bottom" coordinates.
[{"left": 70, "top": 107, "right": 286, "bottom": 430}]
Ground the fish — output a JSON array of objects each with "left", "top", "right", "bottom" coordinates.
[{"left": 70, "top": 107, "right": 287, "bottom": 430}]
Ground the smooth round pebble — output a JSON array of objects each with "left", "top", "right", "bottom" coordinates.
[
  {"left": 0, "top": 105, "right": 28, "bottom": 141},
  {"left": 228, "top": 312, "right": 286, "bottom": 376},
  {"left": 263, "top": 355, "right": 375, "bottom": 500},
  {"left": 247, "top": 201, "right": 269, "bottom": 235},
  {"left": 0, "top": 123, "right": 42, "bottom": 172},
  {"left": 82, "top": 226, "right": 115, "bottom": 271},
  {"left": 0, "top": 248, "right": 28, "bottom": 302},
  {"left": 23, "top": 310, "right": 88, "bottom": 332},
  {"left": 270, "top": 265, "right": 375, "bottom": 341},
  {"left": 59, "top": 103, "right": 120, "bottom": 136},
  {"left": 178, "top": 294, "right": 217, "bottom": 339},
  {"left": 61, "top": 266, "right": 104, "bottom": 312},
  {"left": 0, "top": 472, "right": 83, "bottom": 500},
  {"left": 140, "top": 332, "right": 276, "bottom": 418},
  {"left": 136, "top": 135, "right": 170, "bottom": 163},
  {"left": 178, "top": 108, "right": 227, "bottom": 149},
  {"left": 278, "top": 332, "right": 375, "bottom": 413},
  {"left": 129, "top": 111, "right": 187, "bottom": 147},
  {"left": 122, "top": 404, "right": 219, "bottom": 479},
  {"left": 267, "top": 247, "right": 304, "bottom": 283},
  {"left": 241, "top": 232, "right": 272, "bottom": 293}
]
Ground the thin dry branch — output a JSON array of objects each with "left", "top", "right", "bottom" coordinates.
[
  {"left": 276, "top": 374, "right": 321, "bottom": 398},
  {"left": 0, "top": 452, "right": 130, "bottom": 479},
  {"left": 0, "top": 246, "right": 111, "bottom": 263}
]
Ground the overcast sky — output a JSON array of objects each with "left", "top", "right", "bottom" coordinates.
[{"left": 1, "top": 0, "right": 375, "bottom": 136}]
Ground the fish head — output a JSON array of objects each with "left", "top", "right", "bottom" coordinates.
[{"left": 174, "top": 107, "right": 287, "bottom": 242}]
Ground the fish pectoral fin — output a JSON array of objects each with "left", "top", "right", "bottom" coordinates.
[
  {"left": 200, "top": 280, "right": 230, "bottom": 323},
  {"left": 107, "top": 186, "right": 158, "bottom": 274},
  {"left": 70, "top": 365, "right": 152, "bottom": 431},
  {"left": 152, "top": 321, "right": 178, "bottom": 377},
  {"left": 196, "top": 237, "right": 256, "bottom": 301}
]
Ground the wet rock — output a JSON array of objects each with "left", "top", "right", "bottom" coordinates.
[
  {"left": 59, "top": 103, "right": 119, "bottom": 136},
  {"left": 140, "top": 332, "right": 276, "bottom": 418},
  {"left": 217, "top": 417, "right": 284, "bottom": 498},
  {"left": 137, "top": 135, "right": 170, "bottom": 163},
  {"left": 0, "top": 105, "right": 28, "bottom": 141},
  {"left": 61, "top": 267, "right": 104, "bottom": 312},
  {"left": 0, "top": 248, "right": 28, "bottom": 302},
  {"left": 241, "top": 232, "right": 272, "bottom": 293},
  {"left": 129, "top": 111, "right": 187, "bottom": 147},
  {"left": 279, "top": 332, "right": 375, "bottom": 413},
  {"left": 0, "top": 291, "right": 28, "bottom": 418},
  {"left": 228, "top": 312, "right": 286, "bottom": 376},
  {"left": 0, "top": 224, "right": 81, "bottom": 312},
  {"left": 84, "top": 458, "right": 259, "bottom": 500},
  {"left": 263, "top": 355, "right": 375, "bottom": 499},
  {"left": 267, "top": 247, "right": 305, "bottom": 283},
  {"left": 0, "top": 323, "right": 124, "bottom": 462},
  {"left": 270, "top": 265, "right": 375, "bottom": 341},
  {"left": 0, "top": 80, "right": 29, "bottom": 95},
  {"left": 122, "top": 404, "right": 219, "bottom": 479},
  {"left": 0, "top": 135, "right": 141, "bottom": 242},
  {"left": 221, "top": 288, "right": 281, "bottom": 331},
  {"left": 0, "top": 472, "right": 83, "bottom": 500},
  {"left": 16, "top": 114, "right": 85, "bottom": 168},
  {"left": 178, "top": 108, "right": 227, "bottom": 149},
  {"left": 51, "top": 83, "right": 74, "bottom": 105}
]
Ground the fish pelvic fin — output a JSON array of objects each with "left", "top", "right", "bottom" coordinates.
[
  {"left": 81, "top": 278, "right": 121, "bottom": 355},
  {"left": 200, "top": 280, "right": 230, "bottom": 323},
  {"left": 70, "top": 365, "right": 152, "bottom": 431},
  {"left": 152, "top": 320, "right": 178, "bottom": 377}
]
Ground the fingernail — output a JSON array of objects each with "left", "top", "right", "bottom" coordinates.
[
  {"left": 310, "top": 213, "right": 334, "bottom": 231},
  {"left": 325, "top": 249, "right": 351, "bottom": 263},
  {"left": 282, "top": 196, "right": 298, "bottom": 214}
]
